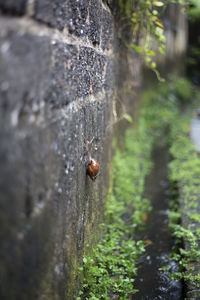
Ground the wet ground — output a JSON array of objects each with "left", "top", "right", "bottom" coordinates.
[{"left": 133, "top": 141, "right": 183, "bottom": 300}]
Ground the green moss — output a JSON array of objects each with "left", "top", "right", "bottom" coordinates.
[
  {"left": 142, "top": 77, "right": 200, "bottom": 285},
  {"left": 143, "top": 77, "right": 200, "bottom": 285},
  {"left": 188, "top": 0, "right": 200, "bottom": 22},
  {"left": 78, "top": 118, "right": 154, "bottom": 299},
  {"left": 167, "top": 113, "right": 200, "bottom": 284},
  {"left": 77, "top": 77, "right": 200, "bottom": 299},
  {"left": 138, "top": 78, "right": 200, "bottom": 285},
  {"left": 78, "top": 76, "right": 191, "bottom": 299},
  {"left": 172, "top": 77, "right": 193, "bottom": 104}
]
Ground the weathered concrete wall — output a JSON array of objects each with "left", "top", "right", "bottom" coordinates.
[
  {"left": 0, "top": 1, "right": 116, "bottom": 299},
  {"left": 165, "top": 3, "right": 188, "bottom": 62},
  {"left": 162, "top": 3, "right": 188, "bottom": 74}
]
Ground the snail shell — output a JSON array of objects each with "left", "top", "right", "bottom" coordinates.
[{"left": 87, "top": 159, "right": 99, "bottom": 181}]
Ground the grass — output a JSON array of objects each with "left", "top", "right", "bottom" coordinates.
[
  {"left": 167, "top": 114, "right": 200, "bottom": 285},
  {"left": 77, "top": 77, "right": 200, "bottom": 299},
  {"left": 77, "top": 116, "right": 154, "bottom": 299}
]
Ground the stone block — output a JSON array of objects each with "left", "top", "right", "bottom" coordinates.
[
  {"left": 0, "top": 91, "right": 113, "bottom": 299},
  {"left": 0, "top": 0, "right": 27, "bottom": 15},
  {"left": 88, "top": 0, "right": 102, "bottom": 46},
  {"left": 0, "top": 22, "right": 51, "bottom": 129},
  {"left": 67, "top": 0, "right": 90, "bottom": 41},
  {"left": 50, "top": 42, "right": 107, "bottom": 107},
  {"left": 34, "top": 0, "right": 68, "bottom": 31},
  {"left": 0, "top": 17, "right": 114, "bottom": 300},
  {"left": 101, "top": 9, "right": 113, "bottom": 50},
  {"left": 34, "top": 0, "right": 113, "bottom": 50}
]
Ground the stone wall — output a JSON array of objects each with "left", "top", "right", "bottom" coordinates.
[{"left": 0, "top": 1, "right": 117, "bottom": 299}]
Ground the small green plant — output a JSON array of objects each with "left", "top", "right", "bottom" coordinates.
[
  {"left": 187, "top": 0, "right": 200, "bottom": 21},
  {"left": 117, "top": 0, "right": 187, "bottom": 81},
  {"left": 78, "top": 77, "right": 194, "bottom": 299},
  {"left": 138, "top": 77, "right": 200, "bottom": 286},
  {"left": 167, "top": 113, "right": 200, "bottom": 284},
  {"left": 78, "top": 115, "right": 154, "bottom": 299},
  {"left": 118, "top": 0, "right": 167, "bottom": 80},
  {"left": 140, "top": 77, "right": 200, "bottom": 287}
]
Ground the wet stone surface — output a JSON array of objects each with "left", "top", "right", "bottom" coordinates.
[
  {"left": 0, "top": 0, "right": 27, "bottom": 15},
  {"left": 0, "top": 26, "right": 51, "bottom": 127},
  {"left": 0, "top": 6, "right": 115, "bottom": 300},
  {"left": 34, "top": 0, "right": 68, "bottom": 31},
  {"left": 51, "top": 42, "right": 108, "bottom": 107},
  {"left": 190, "top": 112, "right": 200, "bottom": 152},
  {"left": 134, "top": 142, "right": 183, "bottom": 300},
  {"left": 34, "top": 0, "right": 113, "bottom": 50}
]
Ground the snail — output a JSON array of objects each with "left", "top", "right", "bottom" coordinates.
[{"left": 86, "top": 138, "right": 99, "bottom": 181}]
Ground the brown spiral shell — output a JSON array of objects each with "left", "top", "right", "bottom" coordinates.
[{"left": 87, "top": 159, "right": 99, "bottom": 181}]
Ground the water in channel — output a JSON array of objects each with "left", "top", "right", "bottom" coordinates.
[{"left": 133, "top": 141, "right": 183, "bottom": 300}]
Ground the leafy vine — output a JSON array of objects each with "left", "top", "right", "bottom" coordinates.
[{"left": 118, "top": 0, "right": 186, "bottom": 81}]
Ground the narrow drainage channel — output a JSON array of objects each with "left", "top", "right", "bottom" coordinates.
[{"left": 133, "top": 141, "right": 183, "bottom": 299}]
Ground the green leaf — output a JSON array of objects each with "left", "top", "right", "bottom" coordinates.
[
  {"left": 154, "top": 1, "right": 164, "bottom": 6},
  {"left": 131, "top": 17, "right": 137, "bottom": 23},
  {"left": 132, "top": 45, "right": 143, "bottom": 53},
  {"left": 155, "top": 20, "right": 164, "bottom": 28},
  {"left": 146, "top": 50, "right": 156, "bottom": 56},
  {"left": 123, "top": 114, "right": 133, "bottom": 123}
]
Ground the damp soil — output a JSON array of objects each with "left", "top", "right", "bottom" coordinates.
[{"left": 133, "top": 141, "right": 183, "bottom": 300}]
